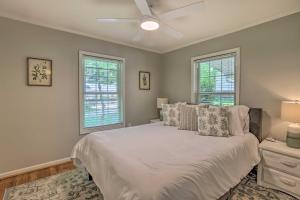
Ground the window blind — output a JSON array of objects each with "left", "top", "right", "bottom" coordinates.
[
  {"left": 82, "top": 55, "right": 123, "bottom": 128},
  {"left": 194, "top": 53, "right": 237, "bottom": 106}
]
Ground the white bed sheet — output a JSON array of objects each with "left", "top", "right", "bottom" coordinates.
[{"left": 71, "top": 122, "right": 260, "bottom": 200}]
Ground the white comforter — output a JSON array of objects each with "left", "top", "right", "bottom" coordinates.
[{"left": 71, "top": 122, "right": 260, "bottom": 200}]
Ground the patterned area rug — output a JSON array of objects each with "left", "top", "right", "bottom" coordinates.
[
  {"left": 230, "top": 172, "right": 297, "bottom": 200},
  {"left": 4, "top": 169, "right": 298, "bottom": 200}
]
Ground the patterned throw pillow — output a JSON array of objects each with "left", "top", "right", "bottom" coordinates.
[
  {"left": 196, "top": 107, "right": 230, "bottom": 137},
  {"left": 162, "top": 102, "right": 186, "bottom": 126},
  {"left": 178, "top": 104, "right": 208, "bottom": 131}
]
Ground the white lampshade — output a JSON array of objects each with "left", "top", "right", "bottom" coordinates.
[
  {"left": 281, "top": 101, "right": 300, "bottom": 123},
  {"left": 157, "top": 98, "right": 168, "bottom": 109}
]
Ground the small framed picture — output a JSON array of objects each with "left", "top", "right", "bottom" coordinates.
[
  {"left": 139, "top": 71, "right": 150, "bottom": 90},
  {"left": 27, "top": 57, "right": 52, "bottom": 86}
]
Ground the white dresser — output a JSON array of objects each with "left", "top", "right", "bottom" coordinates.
[{"left": 257, "top": 140, "right": 300, "bottom": 199}]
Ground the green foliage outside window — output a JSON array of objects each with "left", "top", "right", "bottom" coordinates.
[
  {"left": 198, "top": 61, "right": 234, "bottom": 106},
  {"left": 84, "top": 58, "right": 121, "bottom": 128}
]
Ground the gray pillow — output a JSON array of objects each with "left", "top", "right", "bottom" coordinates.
[
  {"left": 178, "top": 104, "right": 208, "bottom": 131},
  {"left": 196, "top": 107, "right": 230, "bottom": 137}
]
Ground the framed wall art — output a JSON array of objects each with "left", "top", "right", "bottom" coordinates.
[
  {"left": 139, "top": 71, "right": 150, "bottom": 90},
  {"left": 27, "top": 57, "right": 52, "bottom": 86}
]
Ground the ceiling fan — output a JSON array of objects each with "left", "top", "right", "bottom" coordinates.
[{"left": 96, "top": 0, "right": 204, "bottom": 41}]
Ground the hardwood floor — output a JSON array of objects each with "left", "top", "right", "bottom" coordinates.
[{"left": 0, "top": 161, "right": 75, "bottom": 199}]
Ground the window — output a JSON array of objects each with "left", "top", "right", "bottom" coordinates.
[
  {"left": 79, "top": 51, "right": 125, "bottom": 134},
  {"left": 191, "top": 48, "right": 240, "bottom": 106}
]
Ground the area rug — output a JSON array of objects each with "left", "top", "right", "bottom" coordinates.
[{"left": 4, "top": 169, "right": 298, "bottom": 200}]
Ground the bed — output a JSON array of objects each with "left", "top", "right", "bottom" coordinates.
[{"left": 71, "top": 108, "right": 263, "bottom": 200}]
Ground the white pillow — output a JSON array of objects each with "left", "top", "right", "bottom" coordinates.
[
  {"left": 227, "top": 105, "right": 250, "bottom": 136},
  {"left": 238, "top": 105, "right": 250, "bottom": 133}
]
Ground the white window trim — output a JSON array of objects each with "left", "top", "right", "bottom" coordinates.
[
  {"left": 191, "top": 48, "right": 240, "bottom": 105},
  {"left": 79, "top": 50, "right": 126, "bottom": 135}
]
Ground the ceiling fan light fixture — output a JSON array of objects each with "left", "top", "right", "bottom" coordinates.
[{"left": 140, "top": 18, "right": 159, "bottom": 31}]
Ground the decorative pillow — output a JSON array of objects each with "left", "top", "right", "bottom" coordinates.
[
  {"left": 162, "top": 102, "right": 186, "bottom": 126},
  {"left": 196, "top": 107, "right": 230, "bottom": 137},
  {"left": 179, "top": 104, "right": 208, "bottom": 131}
]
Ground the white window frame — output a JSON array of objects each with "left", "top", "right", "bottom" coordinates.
[
  {"left": 191, "top": 48, "right": 240, "bottom": 105},
  {"left": 79, "top": 50, "right": 126, "bottom": 135}
]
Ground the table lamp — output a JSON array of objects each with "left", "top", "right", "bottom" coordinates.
[
  {"left": 281, "top": 101, "right": 300, "bottom": 148},
  {"left": 157, "top": 98, "right": 168, "bottom": 120}
]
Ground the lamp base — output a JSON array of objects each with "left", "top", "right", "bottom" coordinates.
[
  {"left": 159, "top": 109, "right": 163, "bottom": 121},
  {"left": 286, "top": 123, "right": 300, "bottom": 149},
  {"left": 157, "top": 108, "right": 163, "bottom": 121}
]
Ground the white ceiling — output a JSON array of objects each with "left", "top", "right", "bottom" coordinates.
[{"left": 0, "top": 0, "right": 300, "bottom": 53}]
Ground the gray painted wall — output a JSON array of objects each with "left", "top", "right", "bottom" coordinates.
[
  {"left": 0, "top": 17, "right": 162, "bottom": 173},
  {"left": 161, "top": 12, "right": 300, "bottom": 141},
  {"left": 1, "top": 12, "right": 300, "bottom": 174}
]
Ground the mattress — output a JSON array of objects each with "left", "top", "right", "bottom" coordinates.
[{"left": 71, "top": 122, "right": 260, "bottom": 200}]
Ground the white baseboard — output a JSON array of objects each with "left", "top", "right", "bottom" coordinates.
[{"left": 0, "top": 157, "right": 71, "bottom": 180}]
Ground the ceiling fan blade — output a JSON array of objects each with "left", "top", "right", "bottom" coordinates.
[
  {"left": 132, "top": 28, "right": 144, "bottom": 42},
  {"left": 161, "top": 24, "right": 183, "bottom": 39},
  {"left": 96, "top": 18, "right": 139, "bottom": 23},
  {"left": 134, "top": 0, "right": 153, "bottom": 16},
  {"left": 158, "top": 1, "right": 204, "bottom": 21}
]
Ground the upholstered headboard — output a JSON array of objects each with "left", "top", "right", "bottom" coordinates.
[{"left": 249, "top": 108, "right": 263, "bottom": 142}]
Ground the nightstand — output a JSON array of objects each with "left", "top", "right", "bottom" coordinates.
[
  {"left": 257, "top": 140, "right": 300, "bottom": 199},
  {"left": 150, "top": 119, "right": 161, "bottom": 123}
]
